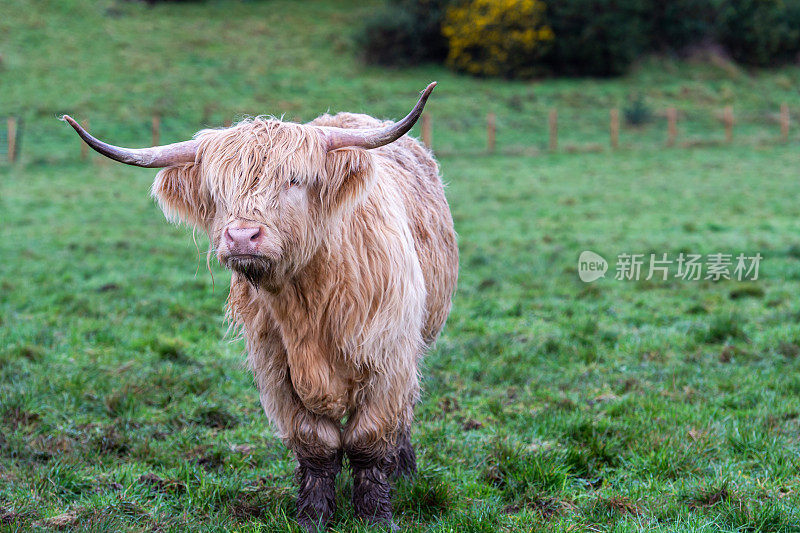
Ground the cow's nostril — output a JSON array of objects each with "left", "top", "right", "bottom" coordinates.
[{"left": 225, "top": 226, "right": 263, "bottom": 253}]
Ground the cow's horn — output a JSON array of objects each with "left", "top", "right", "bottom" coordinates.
[
  {"left": 60, "top": 115, "right": 198, "bottom": 168},
  {"left": 324, "top": 82, "right": 436, "bottom": 151}
]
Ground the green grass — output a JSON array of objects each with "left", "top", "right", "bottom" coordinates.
[{"left": 3, "top": 1, "right": 800, "bottom": 531}]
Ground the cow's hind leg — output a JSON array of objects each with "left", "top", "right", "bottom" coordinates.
[{"left": 391, "top": 430, "right": 416, "bottom": 479}]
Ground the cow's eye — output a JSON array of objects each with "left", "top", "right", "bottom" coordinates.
[{"left": 289, "top": 176, "right": 301, "bottom": 187}]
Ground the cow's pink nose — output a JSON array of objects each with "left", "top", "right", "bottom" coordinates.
[{"left": 224, "top": 226, "right": 264, "bottom": 255}]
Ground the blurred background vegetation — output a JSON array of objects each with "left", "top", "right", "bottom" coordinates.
[{"left": 360, "top": 0, "right": 800, "bottom": 77}]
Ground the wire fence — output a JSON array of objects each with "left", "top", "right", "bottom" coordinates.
[{"left": 1, "top": 104, "right": 798, "bottom": 166}]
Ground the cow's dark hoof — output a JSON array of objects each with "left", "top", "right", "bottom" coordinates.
[{"left": 296, "top": 451, "right": 342, "bottom": 532}]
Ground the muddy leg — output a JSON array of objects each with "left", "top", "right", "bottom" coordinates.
[
  {"left": 344, "top": 394, "right": 414, "bottom": 528},
  {"left": 391, "top": 430, "right": 416, "bottom": 479},
  {"left": 346, "top": 446, "right": 395, "bottom": 529},
  {"left": 247, "top": 328, "right": 343, "bottom": 531},
  {"left": 296, "top": 448, "right": 342, "bottom": 532}
]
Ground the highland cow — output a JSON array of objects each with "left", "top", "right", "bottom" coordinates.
[{"left": 62, "top": 83, "right": 458, "bottom": 530}]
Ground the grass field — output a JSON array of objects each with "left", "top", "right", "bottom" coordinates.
[{"left": 3, "top": 1, "right": 800, "bottom": 531}]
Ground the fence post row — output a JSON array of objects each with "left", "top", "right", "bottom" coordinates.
[
  {"left": 666, "top": 108, "right": 678, "bottom": 147},
  {"left": 152, "top": 115, "right": 161, "bottom": 147},
  {"left": 7, "top": 117, "right": 17, "bottom": 164},
  {"left": 421, "top": 113, "right": 432, "bottom": 149},
  {"left": 80, "top": 119, "right": 89, "bottom": 161},
  {"left": 610, "top": 108, "right": 619, "bottom": 149},
  {"left": 781, "top": 103, "right": 790, "bottom": 143},
  {"left": 4, "top": 104, "right": 797, "bottom": 165},
  {"left": 486, "top": 112, "right": 496, "bottom": 154},
  {"left": 723, "top": 106, "right": 734, "bottom": 143}
]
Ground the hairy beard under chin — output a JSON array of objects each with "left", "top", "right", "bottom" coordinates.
[{"left": 229, "top": 257, "right": 272, "bottom": 288}]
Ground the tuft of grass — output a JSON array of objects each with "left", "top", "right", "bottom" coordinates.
[
  {"left": 228, "top": 484, "right": 294, "bottom": 521},
  {"left": 685, "top": 483, "right": 732, "bottom": 509},
  {"left": 695, "top": 312, "right": 748, "bottom": 344},
  {"left": 717, "top": 499, "right": 796, "bottom": 533},
  {"left": 394, "top": 467, "right": 455, "bottom": 520},
  {"left": 151, "top": 335, "right": 191, "bottom": 363},
  {"left": 192, "top": 405, "right": 239, "bottom": 430},
  {"left": 484, "top": 437, "right": 573, "bottom": 507},
  {"left": 777, "top": 341, "right": 800, "bottom": 359},
  {"left": 138, "top": 472, "right": 187, "bottom": 495},
  {"left": 729, "top": 285, "right": 765, "bottom": 300}
]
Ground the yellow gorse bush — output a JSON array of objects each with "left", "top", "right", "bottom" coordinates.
[{"left": 443, "top": 0, "right": 554, "bottom": 78}]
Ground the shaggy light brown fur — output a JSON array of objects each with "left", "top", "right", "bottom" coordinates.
[{"left": 150, "top": 112, "right": 458, "bottom": 527}]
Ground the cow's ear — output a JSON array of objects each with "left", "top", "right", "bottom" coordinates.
[
  {"left": 322, "top": 148, "right": 374, "bottom": 214},
  {"left": 151, "top": 163, "right": 215, "bottom": 230}
]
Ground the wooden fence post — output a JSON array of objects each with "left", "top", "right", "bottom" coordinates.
[
  {"left": 80, "top": 119, "right": 89, "bottom": 161},
  {"left": 7, "top": 117, "right": 17, "bottom": 164},
  {"left": 780, "top": 103, "right": 789, "bottom": 143},
  {"left": 723, "top": 106, "right": 734, "bottom": 143},
  {"left": 151, "top": 115, "right": 160, "bottom": 147},
  {"left": 610, "top": 108, "right": 619, "bottom": 149},
  {"left": 666, "top": 108, "right": 677, "bottom": 147},
  {"left": 487, "top": 112, "right": 496, "bottom": 154},
  {"left": 422, "top": 113, "right": 432, "bottom": 149},
  {"left": 548, "top": 109, "right": 558, "bottom": 151}
]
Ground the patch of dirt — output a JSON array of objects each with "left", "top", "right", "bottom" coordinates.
[
  {"left": 504, "top": 497, "right": 574, "bottom": 519},
  {"left": 9, "top": 345, "right": 45, "bottom": 362},
  {"left": 778, "top": 342, "right": 800, "bottom": 359},
  {"left": 193, "top": 407, "right": 238, "bottom": 430},
  {"left": 30, "top": 434, "right": 75, "bottom": 460},
  {"left": 588, "top": 393, "right": 619, "bottom": 406},
  {"left": 229, "top": 485, "right": 291, "bottom": 520},
  {"left": 603, "top": 496, "right": 642, "bottom": 515},
  {"left": 689, "top": 487, "right": 731, "bottom": 508},
  {"left": 477, "top": 278, "right": 497, "bottom": 291},
  {"left": 438, "top": 396, "right": 460, "bottom": 414},
  {"left": 0, "top": 506, "right": 35, "bottom": 524},
  {"left": 230, "top": 444, "right": 254, "bottom": 454},
  {"left": 35, "top": 510, "right": 80, "bottom": 529},
  {"left": 462, "top": 418, "right": 483, "bottom": 431},
  {"left": 191, "top": 445, "right": 225, "bottom": 470},
  {"left": 93, "top": 480, "right": 123, "bottom": 493},
  {"left": 687, "top": 428, "right": 706, "bottom": 442},
  {"left": 90, "top": 425, "right": 130, "bottom": 455},
  {"left": 3, "top": 408, "right": 40, "bottom": 431},
  {"left": 138, "top": 473, "right": 186, "bottom": 494},
  {"left": 719, "top": 345, "right": 735, "bottom": 363}
]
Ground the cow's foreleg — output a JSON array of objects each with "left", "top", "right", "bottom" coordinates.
[
  {"left": 344, "top": 366, "right": 417, "bottom": 529},
  {"left": 293, "top": 415, "right": 342, "bottom": 533},
  {"left": 249, "top": 334, "right": 342, "bottom": 531},
  {"left": 273, "top": 396, "right": 342, "bottom": 531}
]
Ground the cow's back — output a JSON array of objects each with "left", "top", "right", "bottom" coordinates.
[{"left": 309, "top": 112, "right": 458, "bottom": 346}]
